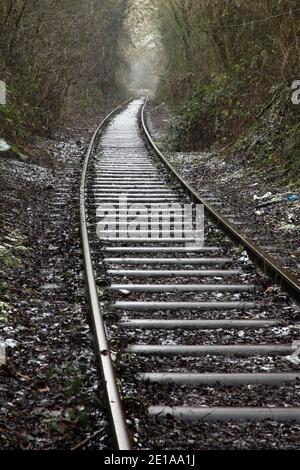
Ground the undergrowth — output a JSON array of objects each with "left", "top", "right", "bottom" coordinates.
[{"left": 165, "top": 81, "right": 300, "bottom": 185}]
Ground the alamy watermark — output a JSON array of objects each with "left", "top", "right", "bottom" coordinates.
[
  {"left": 96, "top": 196, "right": 204, "bottom": 247},
  {"left": 0, "top": 80, "right": 6, "bottom": 105},
  {"left": 0, "top": 342, "right": 6, "bottom": 365},
  {"left": 291, "top": 80, "right": 300, "bottom": 105}
]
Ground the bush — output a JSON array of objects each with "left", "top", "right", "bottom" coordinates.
[
  {"left": 0, "top": 1, "right": 129, "bottom": 142},
  {"left": 166, "top": 74, "right": 246, "bottom": 151}
]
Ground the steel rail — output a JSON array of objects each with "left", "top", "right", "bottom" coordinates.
[
  {"left": 79, "top": 99, "right": 132, "bottom": 450},
  {"left": 141, "top": 97, "right": 300, "bottom": 301}
]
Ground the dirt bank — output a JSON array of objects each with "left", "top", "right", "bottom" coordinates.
[{"left": 0, "top": 126, "right": 110, "bottom": 449}]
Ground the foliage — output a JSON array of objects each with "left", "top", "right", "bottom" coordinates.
[
  {"left": 231, "top": 83, "right": 300, "bottom": 184},
  {"left": 167, "top": 74, "right": 246, "bottom": 151},
  {"left": 0, "top": 0, "right": 129, "bottom": 141},
  {"left": 0, "top": 245, "right": 21, "bottom": 269},
  {"left": 0, "top": 301, "right": 10, "bottom": 323},
  {"left": 157, "top": 0, "right": 300, "bottom": 156},
  {"left": 0, "top": 231, "right": 28, "bottom": 269}
]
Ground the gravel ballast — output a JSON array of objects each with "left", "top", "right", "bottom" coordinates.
[{"left": 0, "top": 128, "right": 111, "bottom": 449}]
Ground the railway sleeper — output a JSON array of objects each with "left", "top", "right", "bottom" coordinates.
[{"left": 148, "top": 406, "right": 300, "bottom": 423}]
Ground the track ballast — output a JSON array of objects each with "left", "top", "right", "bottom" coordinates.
[{"left": 81, "top": 98, "right": 300, "bottom": 450}]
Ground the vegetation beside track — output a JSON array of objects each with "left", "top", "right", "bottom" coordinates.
[
  {"left": 154, "top": 1, "right": 300, "bottom": 184},
  {"left": 0, "top": 1, "right": 129, "bottom": 147}
]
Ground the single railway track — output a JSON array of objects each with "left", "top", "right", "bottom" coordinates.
[{"left": 80, "top": 97, "right": 300, "bottom": 450}]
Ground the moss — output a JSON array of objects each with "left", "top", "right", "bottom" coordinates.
[
  {"left": 5, "top": 230, "right": 28, "bottom": 244},
  {"left": 0, "top": 230, "right": 28, "bottom": 269},
  {"left": 0, "top": 301, "right": 11, "bottom": 323},
  {"left": 15, "top": 245, "right": 31, "bottom": 254},
  {"left": 0, "top": 281, "right": 8, "bottom": 296},
  {"left": 0, "top": 245, "right": 21, "bottom": 269}
]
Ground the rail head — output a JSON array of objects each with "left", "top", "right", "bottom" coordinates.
[
  {"left": 141, "top": 97, "right": 300, "bottom": 302},
  {"left": 80, "top": 98, "right": 132, "bottom": 450}
]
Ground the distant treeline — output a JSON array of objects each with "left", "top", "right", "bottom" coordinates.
[
  {"left": 157, "top": 0, "right": 300, "bottom": 152},
  {"left": 0, "top": 0, "right": 129, "bottom": 141}
]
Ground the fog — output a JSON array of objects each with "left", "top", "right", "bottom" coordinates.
[{"left": 129, "top": 60, "right": 158, "bottom": 92}]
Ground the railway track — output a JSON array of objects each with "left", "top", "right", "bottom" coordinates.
[{"left": 80, "top": 97, "right": 300, "bottom": 450}]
